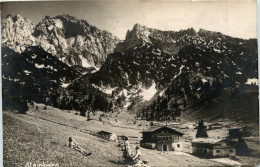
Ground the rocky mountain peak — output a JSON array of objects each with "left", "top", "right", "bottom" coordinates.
[
  {"left": 5, "top": 14, "right": 24, "bottom": 22},
  {"left": 116, "top": 23, "right": 152, "bottom": 52},
  {"left": 126, "top": 23, "right": 151, "bottom": 41},
  {"left": 2, "top": 14, "right": 37, "bottom": 53},
  {"left": 55, "top": 14, "right": 78, "bottom": 21},
  {"left": 115, "top": 24, "right": 198, "bottom": 53},
  {"left": 197, "top": 28, "right": 226, "bottom": 39},
  {"left": 33, "top": 15, "right": 120, "bottom": 68},
  {"left": 2, "top": 14, "right": 120, "bottom": 69},
  {"left": 184, "top": 27, "right": 197, "bottom": 36}
]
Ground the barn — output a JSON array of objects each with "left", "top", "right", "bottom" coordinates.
[
  {"left": 97, "top": 131, "right": 113, "bottom": 140},
  {"left": 140, "top": 126, "right": 184, "bottom": 152},
  {"left": 97, "top": 131, "right": 118, "bottom": 142},
  {"left": 192, "top": 138, "right": 236, "bottom": 157}
]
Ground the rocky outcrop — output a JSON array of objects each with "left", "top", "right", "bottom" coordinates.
[
  {"left": 115, "top": 23, "right": 197, "bottom": 54},
  {"left": 33, "top": 15, "right": 120, "bottom": 68},
  {"left": 2, "top": 14, "right": 120, "bottom": 69},
  {"left": 2, "top": 14, "right": 37, "bottom": 53}
]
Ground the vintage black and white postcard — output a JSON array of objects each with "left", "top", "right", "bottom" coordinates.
[{"left": 1, "top": 0, "right": 259, "bottom": 166}]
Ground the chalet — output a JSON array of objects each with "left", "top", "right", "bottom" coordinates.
[
  {"left": 192, "top": 138, "right": 236, "bottom": 157},
  {"left": 209, "top": 123, "right": 223, "bottom": 130},
  {"left": 140, "top": 126, "right": 184, "bottom": 152},
  {"left": 97, "top": 131, "right": 118, "bottom": 142},
  {"left": 97, "top": 131, "right": 112, "bottom": 140}
]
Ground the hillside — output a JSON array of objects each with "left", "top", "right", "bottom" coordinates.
[
  {"left": 180, "top": 88, "right": 259, "bottom": 122},
  {"left": 2, "top": 46, "right": 113, "bottom": 115},
  {"left": 3, "top": 111, "right": 124, "bottom": 167},
  {"left": 90, "top": 24, "right": 258, "bottom": 121},
  {"left": 4, "top": 103, "right": 260, "bottom": 166},
  {"left": 3, "top": 105, "right": 240, "bottom": 167}
]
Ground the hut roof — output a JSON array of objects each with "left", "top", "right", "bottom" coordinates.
[
  {"left": 192, "top": 138, "right": 226, "bottom": 144},
  {"left": 142, "top": 126, "right": 183, "bottom": 136},
  {"left": 97, "top": 131, "right": 112, "bottom": 135}
]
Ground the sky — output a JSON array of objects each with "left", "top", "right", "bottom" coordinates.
[{"left": 1, "top": 1, "right": 257, "bottom": 40}]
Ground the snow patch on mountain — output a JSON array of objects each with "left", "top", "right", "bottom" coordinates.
[
  {"left": 213, "top": 48, "right": 221, "bottom": 53},
  {"left": 79, "top": 55, "right": 92, "bottom": 68},
  {"left": 140, "top": 82, "right": 157, "bottom": 101},
  {"left": 32, "top": 54, "right": 37, "bottom": 59},
  {"left": 202, "top": 78, "right": 208, "bottom": 83},
  {"left": 91, "top": 84, "right": 116, "bottom": 95},
  {"left": 103, "top": 88, "right": 115, "bottom": 95},
  {"left": 35, "top": 63, "right": 45, "bottom": 68},
  {"left": 62, "top": 83, "right": 70, "bottom": 88},
  {"left": 124, "top": 101, "right": 132, "bottom": 109},
  {"left": 246, "top": 78, "right": 258, "bottom": 85},
  {"left": 173, "top": 65, "right": 184, "bottom": 80},
  {"left": 23, "top": 70, "right": 31, "bottom": 75},
  {"left": 119, "top": 89, "right": 129, "bottom": 97}
]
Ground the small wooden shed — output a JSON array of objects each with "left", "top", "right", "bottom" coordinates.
[{"left": 97, "top": 131, "right": 113, "bottom": 140}]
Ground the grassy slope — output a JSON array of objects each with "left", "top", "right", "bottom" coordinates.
[
  {"left": 3, "top": 110, "right": 225, "bottom": 167},
  {"left": 4, "top": 103, "right": 259, "bottom": 166},
  {"left": 3, "top": 111, "right": 124, "bottom": 167}
]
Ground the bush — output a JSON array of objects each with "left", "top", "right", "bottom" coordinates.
[{"left": 15, "top": 100, "right": 28, "bottom": 114}]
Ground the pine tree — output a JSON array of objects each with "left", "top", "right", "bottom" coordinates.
[{"left": 196, "top": 120, "right": 208, "bottom": 138}]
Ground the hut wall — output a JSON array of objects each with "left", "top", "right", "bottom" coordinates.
[{"left": 172, "top": 142, "right": 183, "bottom": 152}]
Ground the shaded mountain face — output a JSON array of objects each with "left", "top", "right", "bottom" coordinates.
[
  {"left": 91, "top": 24, "right": 258, "bottom": 121},
  {"left": 2, "top": 46, "right": 77, "bottom": 110},
  {"left": 2, "top": 46, "right": 112, "bottom": 114},
  {"left": 2, "top": 14, "right": 120, "bottom": 69}
]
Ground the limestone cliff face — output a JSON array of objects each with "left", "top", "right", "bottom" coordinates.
[
  {"left": 33, "top": 15, "right": 120, "bottom": 68},
  {"left": 115, "top": 23, "right": 197, "bottom": 54},
  {"left": 2, "top": 14, "right": 120, "bottom": 69},
  {"left": 2, "top": 14, "right": 37, "bottom": 53}
]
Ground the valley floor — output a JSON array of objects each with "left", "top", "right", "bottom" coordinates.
[{"left": 3, "top": 104, "right": 260, "bottom": 166}]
